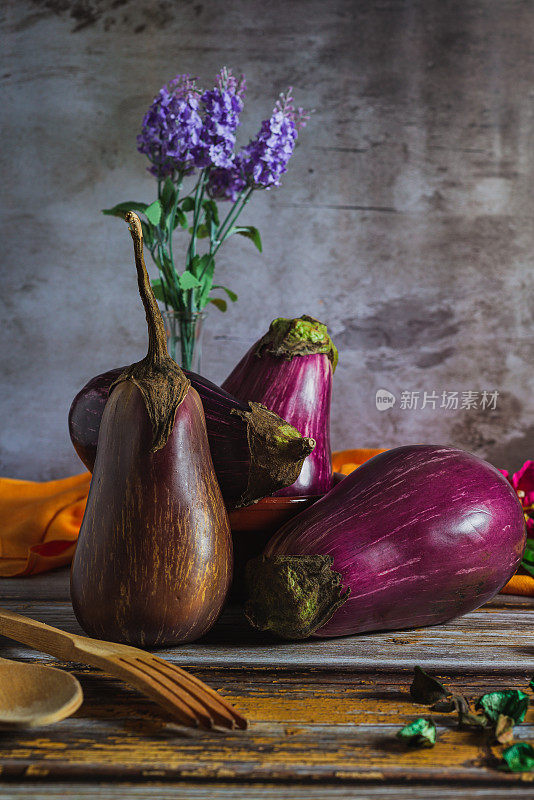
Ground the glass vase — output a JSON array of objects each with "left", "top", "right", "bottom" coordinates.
[{"left": 160, "top": 310, "right": 207, "bottom": 373}]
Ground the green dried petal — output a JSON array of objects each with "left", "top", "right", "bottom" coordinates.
[
  {"left": 502, "top": 743, "right": 534, "bottom": 772},
  {"left": 475, "top": 690, "right": 530, "bottom": 724},
  {"left": 396, "top": 717, "right": 436, "bottom": 748}
]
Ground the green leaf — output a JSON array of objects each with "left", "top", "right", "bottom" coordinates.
[
  {"left": 396, "top": 718, "right": 436, "bottom": 748},
  {"left": 530, "top": 676, "right": 534, "bottom": 692},
  {"left": 188, "top": 254, "right": 202, "bottom": 279},
  {"left": 140, "top": 221, "right": 154, "bottom": 248},
  {"left": 166, "top": 207, "right": 188, "bottom": 236},
  {"left": 209, "top": 297, "right": 227, "bottom": 312},
  {"left": 161, "top": 177, "right": 176, "bottom": 214},
  {"left": 175, "top": 208, "right": 189, "bottom": 230},
  {"left": 521, "top": 538, "right": 534, "bottom": 575},
  {"left": 229, "top": 225, "right": 263, "bottom": 252},
  {"left": 212, "top": 284, "right": 238, "bottom": 302},
  {"left": 410, "top": 667, "right": 450, "bottom": 705},
  {"left": 475, "top": 690, "right": 530, "bottom": 724},
  {"left": 197, "top": 255, "right": 215, "bottom": 308},
  {"left": 178, "top": 271, "right": 201, "bottom": 291},
  {"left": 151, "top": 278, "right": 168, "bottom": 303},
  {"left": 181, "top": 197, "right": 195, "bottom": 212},
  {"left": 202, "top": 198, "right": 220, "bottom": 225},
  {"left": 502, "top": 743, "right": 534, "bottom": 772},
  {"left": 102, "top": 201, "right": 148, "bottom": 218},
  {"left": 145, "top": 200, "right": 162, "bottom": 226},
  {"left": 189, "top": 223, "right": 210, "bottom": 239}
]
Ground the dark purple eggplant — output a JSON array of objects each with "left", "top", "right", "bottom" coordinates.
[
  {"left": 245, "top": 445, "right": 526, "bottom": 640},
  {"left": 222, "top": 316, "right": 337, "bottom": 497},
  {"left": 69, "top": 367, "right": 123, "bottom": 470},
  {"left": 69, "top": 370, "right": 314, "bottom": 509},
  {"left": 70, "top": 213, "right": 232, "bottom": 646}
]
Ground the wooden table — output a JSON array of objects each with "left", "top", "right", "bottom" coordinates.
[{"left": 0, "top": 570, "right": 533, "bottom": 799}]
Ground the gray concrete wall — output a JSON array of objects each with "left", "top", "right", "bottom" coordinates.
[{"left": 1, "top": 0, "right": 533, "bottom": 480}]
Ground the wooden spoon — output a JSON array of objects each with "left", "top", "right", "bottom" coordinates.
[{"left": 0, "top": 656, "right": 83, "bottom": 728}]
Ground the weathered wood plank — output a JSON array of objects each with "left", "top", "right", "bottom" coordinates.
[
  {"left": 0, "top": 599, "right": 532, "bottom": 673},
  {"left": 0, "top": 576, "right": 532, "bottom": 788},
  {"left": 0, "top": 669, "right": 532, "bottom": 783},
  {"left": 1, "top": 785, "right": 534, "bottom": 800},
  {"left": 0, "top": 570, "right": 71, "bottom": 602}
]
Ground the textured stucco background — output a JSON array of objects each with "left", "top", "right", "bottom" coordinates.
[{"left": 1, "top": 0, "right": 533, "bottom": 480}]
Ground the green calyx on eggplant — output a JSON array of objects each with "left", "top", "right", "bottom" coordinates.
[
  {"left": 70, "top": 212, "right": 232, "bottom": 647},
  {"left": 253, "top": 315, "right": 338, "bottom": 370},
  {"left": 69, "top": 369, "right": 315, "bottom": 509}
]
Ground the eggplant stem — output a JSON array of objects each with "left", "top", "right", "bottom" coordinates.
[
  {"left": 109, "top": 213, "right": 190, "bottom": 453},
  {"left": 125, "top": 212, "right": 168, "bottom": 366}
]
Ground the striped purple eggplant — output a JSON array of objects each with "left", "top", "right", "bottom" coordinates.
[
  {"left": 69, "top": 368, "right": 314, "bottom": 509},
  {"left": 245, "top": 445, "right": 526, "bottom": 639},
  {"left": 222, "top": 316, "right": 337, "bottom": 497}
]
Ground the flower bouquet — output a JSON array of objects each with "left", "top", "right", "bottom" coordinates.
[{"left": 103, "top": 68, "right": 308, "bottom": 370}]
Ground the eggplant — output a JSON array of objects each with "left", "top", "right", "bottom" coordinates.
[
  {"left": 69, "top": 367, "right": 122, "bottom": 471},
  {"left": 222, "top": 315, "right": 337, "bottom": 497},
  {"left": 70, "top": 213, "right": 232, "bottom": 646},
  {"left": 69, "top": 370, "right": 315, "bottom": 509},
  {"left": 245, "top": 445, "right": 526, "bottom": 640}
]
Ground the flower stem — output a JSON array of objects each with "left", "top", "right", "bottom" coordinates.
[
  {"left": 214, "top": 188, "right": 247, "bottom": 246},
  {"left": 212, "top": 187, "right": 254, "bottom": 257},
  {"left": 167, "top": 174, "right": 183, "bottom": 272},
  {"left": 186, "top": 171, "right": 208, "bottom": 314}
]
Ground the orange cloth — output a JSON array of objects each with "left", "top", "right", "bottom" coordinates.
[
  {"left": 0, "top": 472, "right": 90, "bottom": 577},
  {"left": 499, "top": 574, "right": 534, "bottom": 596},
  {"left": 1, "top": 450, "right": 532, "bottom": 598},
  {"left": 332, "top": 448, "right": 534, "bottom": 598},
  {"left": 332, "top": 448, "right": 387, "bottom": 475}
]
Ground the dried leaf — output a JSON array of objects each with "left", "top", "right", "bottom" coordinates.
[
  {"left": 450, "top": 694, "right": 488, "bottom": 729},
  {"left": 495, "top": 714, "right": 515, "bottom": 745},
  {"left": 430, "top": 698, "right": 457, "bottom": 713},
  {"left": 475, "top": 690, "right": 530, "bottom": 724},
  {"left": 396, "top": 717, "right": 436, "bottom": 748},
  {"left": 502, "top": 743, "right": 534, "bottom": 772},
  {"left": 410, "top": 667, "right": 450, "bottom": 705}
]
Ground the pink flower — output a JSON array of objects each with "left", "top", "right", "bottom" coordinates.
[{"left": 501, "top": 461, "right": 534, "bottom": 534}]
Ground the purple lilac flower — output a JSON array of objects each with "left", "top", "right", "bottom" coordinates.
[
  {"left": 194, "top": 67, "right": 246, "bottom": 170},
  {"left": 240, "top": 89, "right": 309, "bottom": 189},
  {"left": 207, "top": 157, "right": 247, "bottom": 201},
  {"left": 137, "top": 75, "right": 203, "bottom": 178}
]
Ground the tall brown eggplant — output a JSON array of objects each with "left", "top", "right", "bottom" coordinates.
[{"left": 70, "top": 213, "right": 232, "bottom": 647}]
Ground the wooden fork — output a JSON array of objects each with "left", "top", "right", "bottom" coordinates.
[{"left": 0, "top": 608, "right": 247, "bottom": 731}]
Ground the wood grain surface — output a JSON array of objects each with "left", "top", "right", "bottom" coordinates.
[{"left": 0, "top": 571, "right": 533, "bottom": 797}]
